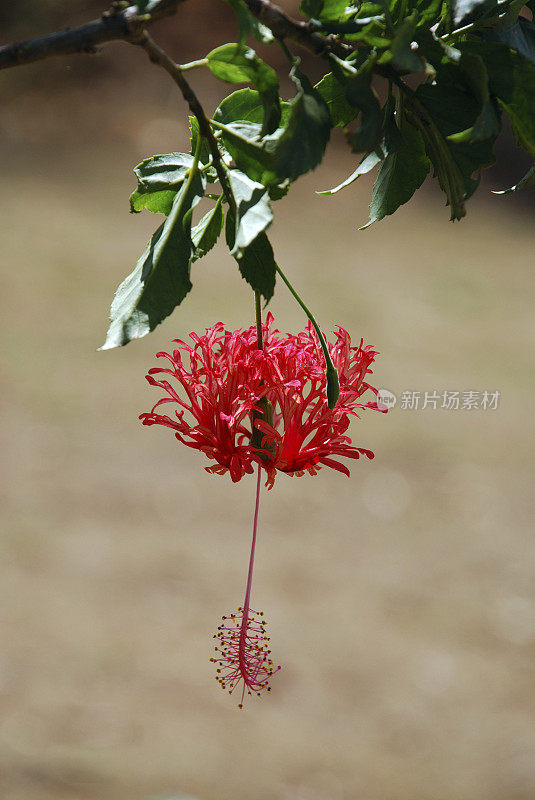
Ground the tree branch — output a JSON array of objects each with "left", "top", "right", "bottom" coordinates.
[
  {"left": 242, "top": 0, "right": 352, "bottom": 58},
  {"left": 0, "top": 0, "right": 186, "bottom": 70},
  {"left": 0, "top": 0, "right": 352, "bottom": 73},
  {"left": 135, "top": 32, "right": 236, "bottom": 214}
]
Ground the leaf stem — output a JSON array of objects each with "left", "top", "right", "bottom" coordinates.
[
  {"left": 182, "top": 127, "right": 203, "bottom": 199},
  {"left": 156, "top": 127, "right": 203, "bottom": 253},
  {"left": 177, "top": 57, "right": 208, "bottom": 70},
  {"left": 277, "top": 37, "right": 298, "bottom": 66},
  {"left": 275, "top": 264, "right": 340, "bottom": 409},
  {"left": 328, "top": 52, "right": 359, "bottom": 75}
]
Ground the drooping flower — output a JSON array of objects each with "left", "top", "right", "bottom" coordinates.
[
  {"left": 141, "top": 314, "right": 385, "bottom": 706},
  {"left": 139, "top": 313, "right": 383, "bottom": 488}
]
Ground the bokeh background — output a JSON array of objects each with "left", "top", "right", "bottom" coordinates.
[{"left": 2, "top": 3, "right": 535, "bottom": 800}]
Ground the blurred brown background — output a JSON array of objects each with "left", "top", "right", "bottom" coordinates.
[{"left": 2, "top": 3, "right": 535, "bottom": 800}]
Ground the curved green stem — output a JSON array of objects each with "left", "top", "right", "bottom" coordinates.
[{"left": 275, "top": 265, "right": 340, "bottom": 409}]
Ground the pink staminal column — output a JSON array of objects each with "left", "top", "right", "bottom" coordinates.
[{"left": 211, "top": 465, "right": 280, "bottom": 707}]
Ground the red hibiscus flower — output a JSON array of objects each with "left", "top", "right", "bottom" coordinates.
[{"left": 139, "top": 313, "right": 383, "bottom": 489}]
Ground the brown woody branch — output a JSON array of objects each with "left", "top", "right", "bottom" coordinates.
[
  {"left": 0, "top": 0, "right": 186, "bottom": 70},
  {"left": 0, "top": 0, "right": 351, "bottom": 72},
  {"left": 242, "top": 0, "right": 352, "bottom": 58}
]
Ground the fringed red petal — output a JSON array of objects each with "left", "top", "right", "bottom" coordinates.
[{"left": 140, "top": 314, "right": 383, "bottom": 486}]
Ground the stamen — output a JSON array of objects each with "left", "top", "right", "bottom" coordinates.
[{"left": 211, "top": 465, "right": 280, "bottom": 706}]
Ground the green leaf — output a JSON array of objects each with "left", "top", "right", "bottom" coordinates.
[
  {"left": 214, "top": 67, "right": 331, "bottom": 185},
  {"left": 268, "top": 181, "right": 290, "bottom": 200},
  {"left": 267, "top": 66, "right": 331, "bottom": 181},
  {"left": 317, "top": 149, "right": 383, "bottom": 194},
  {"left": 189, "top": 117, "right": 213, "bottom": 167},
  {"left": 403, "top": 94, "right": 465, "bottom": 219},
  {"left": 214, "top": 88, "right": 292, "bottom": 125},
  {"left": 207, "top": 44, "right": 273, "bottom": 86},
  {"left": 482, "top": 17, "right": 535, "bottom": 67},
  {"left": 129, "top": 153, "right": 198, "bottom": 215},
  {"left": 412, "top": 0, "right": 444, "bottom": 28},
  {"left": 361, "top": 115, "right": 430, "bottom": 227},
  {"left": 342, "top": 18, "right": 392, "bottom": 48},
  {"left": 211, "top": 120, "right": 272, "bottom": 181},
  {"left": 314, "top": 71, "right": 358, "bottom": 127},
  {"left": 236, "top": 232, "right": 277, "bottom": 302},
  {"left": 424, "top": 44, "right": 500, "bottom": 144},
  {"left": 223, "top": 0, "right": 274, "bottom": 43},
  {"left": 206, "top": 43, "right": 280, "bottom": 135},
  {"left": 380, "top": 15, "right": 425, "bottom": 72},
  {"left": 227, "top": 169, "right": 273, "bottom": 255},
  {"left": 100, "top": 173, "right": 205, "bottom": 349},
  {"left": 130, "top": 188, "right": 176, "bottom": 215},
  {"left": 225, "top": 210, "right": 276, "bottom": 301},
  {"left": 415, "top": 27, "right": 460, "bottom": 69},
  {"left": 133, "top": 153, "right": 194, "bottom": 192},
  {"left": 446, "top": 53, "right": 500, "bottom": 143},
  {"left": 381, "top": 96, "right": 403, "bottom": 152},
  {"left": 300, "top": 0, "right": 354, "bottom": 21},
  {"left": 214, "top": 90, "right": 263, "bottom": 124},
  {"left": 214, "top": 90, "right": 292, "bottom": 137},
  {"left": 448, "top": 0, "right": 496, "bottom": 26},
  {"left": 318, "top": 96, "right": 401, "bottom": 196},
  {"left": 191, "top": 196, "right": 224, "bottom": 260},
  {"left": 346, "top": 75, "right": 382, "bottom": 153},
  {"left": 460, "top": 40, "right": 535, "bottom": 156},
  {"left": 408, "top": 80, "right": 496, "bottom": 217}
]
